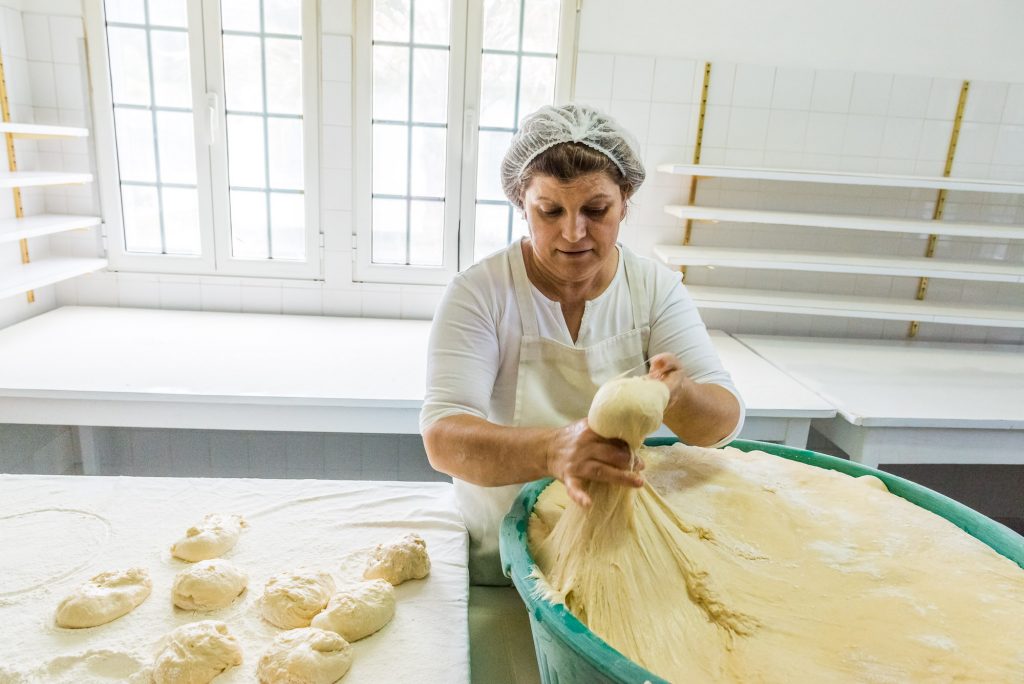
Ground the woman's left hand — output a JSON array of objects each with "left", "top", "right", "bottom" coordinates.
[{"left": 648, "top": 352, "right": 688, "bottom": 409}]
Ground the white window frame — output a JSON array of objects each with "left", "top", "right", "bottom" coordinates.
[
  {"left": 353, "top": 0, "right": 578, "bottom": 285},
  {"left": 84, "top": 0, "right": 321, "bottom": 279}
]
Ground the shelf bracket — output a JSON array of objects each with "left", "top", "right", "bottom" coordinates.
[{"left": 681, "top": 61, "right": 712, "bottom": 283}]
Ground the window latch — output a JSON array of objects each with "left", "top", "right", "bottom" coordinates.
[{"left": 206, "top": 93, "right": 220, "bottom": 145}]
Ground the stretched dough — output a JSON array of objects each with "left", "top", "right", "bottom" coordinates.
[
  {"left": 152, "top": 620, "right": 242, "bottom": 684},
  {"left": 171, "top": 514, "right": 248, "bottom": 562},
  {"left": 257, "top": 628, "right": 352, "bottom": 684},
  {"left": 260, "top": 569, "right": 335, "bottom": 629},
  {"left": 311, "top": 579, "right": 396, "bottom": 642},
  {"left": 172, "top": 559, "right": 248, "bottom": 611},
  {"left": 587, "top": 376, "right": 669, "bottom": 450},
  {"left": 363, "top": 533, "right": 430, "bottom": 585},
  {"left": 55, "top": 567, "right": 152, "bottom": 628}
]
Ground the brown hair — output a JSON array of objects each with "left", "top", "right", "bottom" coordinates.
[{"left": 516, "top": 142, "right": 636, "bottom": 209}]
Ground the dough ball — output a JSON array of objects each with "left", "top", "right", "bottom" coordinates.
[
  {"left": 152, "top": 620, "right": 243, "bottom": 684},
  {"left": 171, "top": 514, "right": 248, "bottom": 562},
  {"left": 172, "top": 559, "right": 248, "bottom": 611},
  {"left": 856, "top": 474, "right": 889, "bottom": 492},
  {"left": 311, "top": 580, "right": 396, "bottom": 642},
  {"left": 257, "top": 627, "right": 352, "bottom": 684},
  {"left": 55, "top": 567, "right": 152, "bottom": 628},
  {"left": 588, "top": 376, "right": 670, "bottom": 449},
  {"left": 260, "top": 569, "right": 336, "bottom": 629},
  {"left": 363, "top": 533, "right": 430, "bottom": 585}
]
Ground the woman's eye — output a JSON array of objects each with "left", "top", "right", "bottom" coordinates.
[
  {"left": 542, "top": 209, "right": 562, "bottom": 217},
  {"left": 585, "top": 206, "right": 609, "bottom": 216}
]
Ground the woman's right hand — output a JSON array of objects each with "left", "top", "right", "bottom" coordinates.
[{"left": 545, "top": 419, "right": 644, "bottom": 507}]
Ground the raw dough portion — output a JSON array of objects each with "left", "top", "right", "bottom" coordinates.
[
  {"left": 55, "top": 567, "right": 152, "bottom": 628},
  {"left": 856, "top": 474, "right": 889, "bottom": 492},
  {"left": 311, "top": 579, "right": 396, "bottom": 642},
  {"left": 587, "top": 376, "right": 669, "bottom": 450},
  {"left": 151, "top": 620, "right": 243, "bottom": 684},
  {"left": 363, "top": 533, "right": 430, "bottom": 585},
  {"left": 172, "top": 559, "right": 248, "bottom": 611},
  {"left": 260, "top": 569, "right": 335, "bottom": 629},
  {"left": 257, "top": 628, "right": 352, "bottom": 684},
  {"left": 171, "top": 514, "right": 248, "bottom": 562}
]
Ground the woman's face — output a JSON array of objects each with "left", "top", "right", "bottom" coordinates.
[{"left": 522, "top": 172, "right": 626, "bottom": 285}]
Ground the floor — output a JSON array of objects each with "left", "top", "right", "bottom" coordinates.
[{"left": 468, "top": 586, "right": 541, "bottom": 684}]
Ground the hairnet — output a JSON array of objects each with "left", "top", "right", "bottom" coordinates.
[{"left": 500, "top": 104, "right": 646, "bottom": 207}]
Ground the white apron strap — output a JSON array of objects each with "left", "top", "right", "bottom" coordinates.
[
  {"left": 621, "top": 245, "right": 651, "bottom": 356},
  {"left": 508, "top": 240, "right": 540, "bottom": 339}
]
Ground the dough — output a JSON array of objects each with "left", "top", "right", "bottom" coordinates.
[
  {"left": 151, "top": 620, "right": 243, "bottom": 684},
  {"left": 260, "top": 569, "right": 335, "bottom": 629},
  {"left": 171, "top": 514, "right": 248, "bottom": 562},
  {"left": 363, "top": 533, "right": 430, "bottom": 585},
  {"left": 311, "top": 579, "right": 396, "bottom": 641},
  {"left": 55, "top": 567, "right": 152, "bottom": 628},
  {"left": 587, "top": 376, "right": 670, "bottom": 450},
  {"left": 856, "top": 474, "right": 889, "bottom": 492},
  {"left": 257, "top": 627, "right": 352, "bottom": 684},
  {"left": 172, "top": 559, "right": 248, "bottom": 611}
]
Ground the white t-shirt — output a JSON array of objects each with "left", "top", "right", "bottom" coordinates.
[{"left": 420, "top": 241, "right": 744, "bottom": 444}]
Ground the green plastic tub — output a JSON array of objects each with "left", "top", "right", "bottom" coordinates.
[{"left": 498, "top": 438, "right": 1024, "bottom": 684}]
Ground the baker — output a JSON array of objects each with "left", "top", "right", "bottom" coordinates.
[{"left": 420, "top": 104, "right": 744, "bottom": 585}]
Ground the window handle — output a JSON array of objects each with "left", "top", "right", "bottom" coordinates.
[
  {"left": 463, "top": 108, "right": 476, "bottom": 157},
  {"left": 206, "top": 92, "right": 220, "bottom": 145}
]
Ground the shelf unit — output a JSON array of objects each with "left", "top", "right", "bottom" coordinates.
[
  {"left": 0, "top": 257, "right": 107, "bottom": 299},
  {"left": 0, "top": 215, "right": 101, "bottom": 244},
  {"left": 0, "top": 122, "right": 89, "bottom": 138}
]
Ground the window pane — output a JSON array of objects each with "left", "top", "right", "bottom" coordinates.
[
  {"left": 221, "top": 0, "right": 260, "bottom": 32},
  {"left": 372, "top": 198, "right": 407, "bottom": 264},
  {"left": 270, "top": 192, "right": 305, "bottom": 259},
  {"left": 114, "top": 108, "right": 156, "bottom": 182},
  {"left": 105, "top": 0, "right": 144, "bottom": 24},
  {"left": 476, "top": 130, "right": 512, "bottom": 201},
  {"left": 482, "top": 0, "right": 520, "bottom": 50},
  {"left": 107, "top": 27, "right": 150, "bottom": 106},
  {"left": 373, "top": 46, "right": 409, "bottom": 121},
  {"left": 411, "top": 48, "right": 448, "bottom": 123},
  {"left": 410, "top": 126, "right": 445, "bottom": 197},
  {"left": 147, "top": 0, "right": 187, "bottom": 28},
  {"left": 518, "top": 56, "right": 556, "bottom": 126},
  {"left": 230, "top": 189, "right": 269, "bottom": 258},
  {"left": 227, "top": 114, "right": 266, "bottom": 188},
  {"left": 373, "top": 0, "right": 410, "bottom": 42},
  {"left": 474, "top": 203, "right": 511, "bottom": 261},
  {"left": 223, "top": 34, "right": 263, "bottom": 111},
  {"left": 264, "top": 0, "right": 301, "bottom": 35},
  {"left": 413, "top": 0, "right": 450, "bottom": 45},
  {"left": 479, "top": 54, "right": 516, "bottom": 128},
  {"left": 265, "top": 38, "right": 302, "bottom": 114},
  {"left": 156, "top": 110, "right": 197, "bottom": 184},
  {"left": 373, "top": 123, "right": 408, "bottom": 195},
  {"left": 267, "top": 117, "right": 303, "bottom": 190},
  {"left": 150, "top": 30, "right": 192, "bottom": 108},
  {"left": 409, "top": 200, "right": 443, "bottom": 266},
  {"left": 161, "top": 186, "right": 201, "bottom": 255},
  {"left": 511, "top": 208, "right": 528, "bottom": 239},
  {"left": 521, "top": 0, "right": 559, "bottom": 53},
  {"left": 121, "top": 185, "right": 162, "bottom": 253}
]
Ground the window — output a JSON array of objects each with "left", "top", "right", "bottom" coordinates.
[
  {"left": 86, "top": 0, "right": 320, "bottom": 278},
  {"left": 355, "top": 0, "right": 576, "bottom": 284}
]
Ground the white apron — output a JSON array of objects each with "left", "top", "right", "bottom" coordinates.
[{"left": 454, "top": 242, "right": 651, "bottom": 585}]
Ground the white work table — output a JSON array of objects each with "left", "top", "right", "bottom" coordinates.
[{"left": 735, "top": 334, "right": 1024, "bottom": 467}]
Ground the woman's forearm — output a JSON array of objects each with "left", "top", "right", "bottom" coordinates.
[
  {"left": 663, "top": 381, "right": 742, "bottom": 447},
  {"left": 422, "top": 414, "right": 555, "bottom": 486}
]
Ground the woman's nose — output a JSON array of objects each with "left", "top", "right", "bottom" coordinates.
[{"left": 562, "top": 212, "right": 587, "bottom": 243}]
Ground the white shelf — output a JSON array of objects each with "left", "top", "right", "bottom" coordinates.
[
  {"left": 686, "top": 285, "right": 1024, "bottom": 328},
  {"left": 0, "top": 171, "right": 92, "bottom": 188},
  {"left": 0, "top": 257, "right": 107, "bottom": 299},
  {"left": 0, "top": 214, "right": 101, "bottom": 244},
  {"left": 657, "top": 163, "right": 1024, "bottom": 194},
  {"left": 664, "top": 205, "right": 1024, "bottom": 240},
  {"left": 655, "top": 245, "right": 1024, "bottom": 283},
  {"left": 0, "top": 122, "right": 89, "bottom": 138}
]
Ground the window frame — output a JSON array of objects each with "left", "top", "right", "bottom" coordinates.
[
  {"left": 84, "top": 0, "right": 322, "bottom": 279},
  {"left": 353, "top": 0, "right": 578, "bottom": 285}
]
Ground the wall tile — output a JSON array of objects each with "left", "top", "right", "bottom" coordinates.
[
  {"left": 726, "top": 107, "right": 770, "bottom": 150},
  {"left": 849, "top": 72, "right": 892, "bottom": 116},
  {"left": 771, "top": 67, "right": 815, "bottom": 111},
  {"left": 963, "top": 81, "right": 1008, "bottom": 123},
  {"left": 322, "top": 84, "right": 352, "bottom": 126},
  {"left": 611, "top": 55, "right": 655, "bottom": 101},
  {"left": 22, "top": 14, "right": 51, "bottom": 62},
  {"left": 651, "top": 57, "right": 696, "bottom": 104},
  {"left": 282, "top": 285, "right": 323, "bottom": 315},
  {"left": 647, "top": 102, "right": 692, "bottom": 146},
  {"left": 241, "top": 283, "right": 283, "bottom": 314},
  {"left": 574, "top": 52, "right": 614, "bottom": 101},
  {"left": 27, "top": 61, "right": 56, "bottom": 107},
  {"left": 49, "top": 15, "right": 83, "bottom": 64},
  {"left": 809, "top": 70, "right": 853, "bottom": 113},
  {"left": 322, "top": 34, "right": 352, "bottom": 83},
  {"left": 765, "top": 110, "right": 808, "bottom": 152},
  {"left": 731, "top": 64, "right": 774, "bottom": 108},
  {"left": 888, "top": 75, "right": 932, "bottom": 118}
]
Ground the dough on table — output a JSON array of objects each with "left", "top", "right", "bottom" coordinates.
[
  {"left": 172, "top": 559, "right": 248, "bottom": 611},
  {"left": 257, "top": 627, "right": 353, "bottom": 684},
  {"left": 363, "top": 533, "right": 430, "bottom": 585},
  {"left": 310, "top": 579, "right": 396, "bottom": 642},
  {"left": 151, "top": 620, "right": 243, "bottom": 684},
  {"left": 171, "top": 514, "right": 248, "bottom": 562},
  {"left": 260, "top": 569, "right": 335, "bottom": 629},
  {"left": 55, "top": 567, "right": 152, "bottom": 628}
]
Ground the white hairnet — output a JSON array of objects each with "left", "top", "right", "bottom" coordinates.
[{"left": 500, "top": 104, "right": 646, "bottom": 208}]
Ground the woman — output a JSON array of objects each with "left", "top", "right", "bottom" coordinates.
[{"left": 421, "top": 104, "right": 744, "bottom": 585}]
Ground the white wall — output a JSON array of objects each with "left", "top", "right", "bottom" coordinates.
[{"left": 578, "top": 0, "right": 1024, "bottom": 83}]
